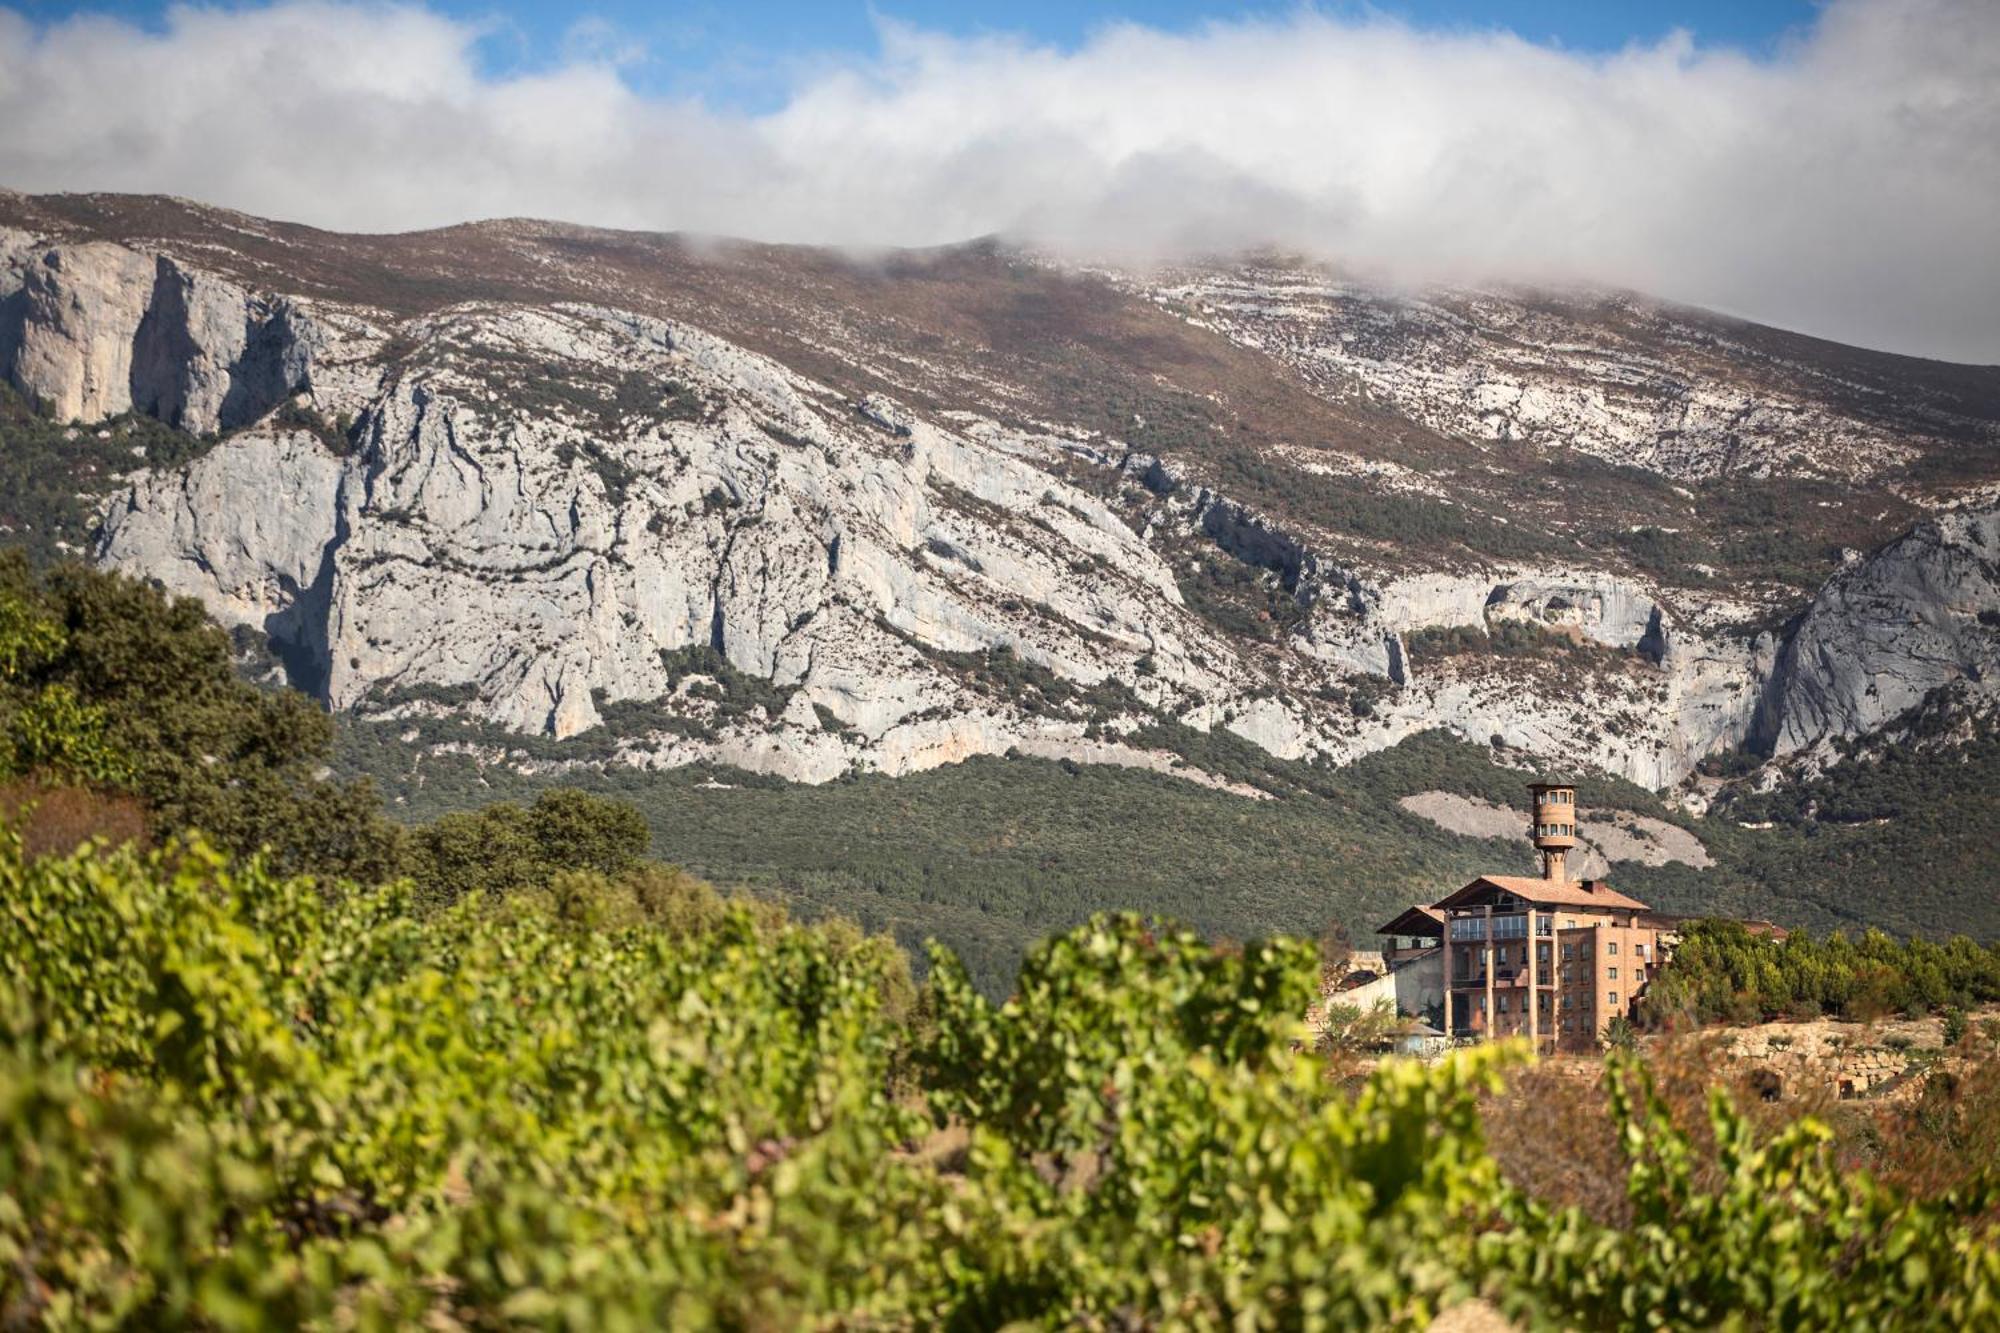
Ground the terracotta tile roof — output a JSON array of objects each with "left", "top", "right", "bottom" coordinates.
[
  {"left": 1375, "top": 904, "right": 1446, "bottom": 937},
  {"left": 1432, "top": 875, "right": 1651, "bottom": 913}
]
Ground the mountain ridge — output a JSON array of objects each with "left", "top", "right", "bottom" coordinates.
[{"left": 3, "top": 190, "right": 1997, "bottom": 815}]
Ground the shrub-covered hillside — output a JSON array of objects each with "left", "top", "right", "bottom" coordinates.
[{"left": 339, "top": 701, "right": 2000, "bottom": 996}]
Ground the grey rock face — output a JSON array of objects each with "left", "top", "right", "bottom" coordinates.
[
  {"left": 95, "top": 299, "right": 1259, "bottom": 778},
  {"left": 94, "top": 427, "right": 346, "bottom": 689},
  {"left": 18, "top": 222, "right": 1989, "bottom": 794},
  {"left": 1755, "top": 506, "right": 2000, "bottom": 756},
  {"left": 0, "top": 235, "right": 153, "bottom": 425},
  {"left": 0, "top": 228, "right": 313, "bottom": 434},
  {"left": 1140, "top": 264, "right": 1986, "bottom": 484}
]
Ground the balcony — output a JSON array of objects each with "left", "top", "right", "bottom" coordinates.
[{"left": 1449, "top": 913, "right": 1529, "bottom": 941}]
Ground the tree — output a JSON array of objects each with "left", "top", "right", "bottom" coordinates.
[
  {"left": 0, "top": 555, "right": 402, "bottom": 881},
  {"left": 0, "top": 586, "right": 127, "bottom": 787},
  {"left": 404, "top": 788, "right": 651, "bottom": 906}
]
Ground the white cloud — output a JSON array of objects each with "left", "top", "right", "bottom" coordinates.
[{"left": 1, "top": 0, "right": 1995, "bottom": 361}]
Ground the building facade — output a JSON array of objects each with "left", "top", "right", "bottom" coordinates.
[{"left": 1374, "top": 783, "right": 1671, "bottom": 1053}]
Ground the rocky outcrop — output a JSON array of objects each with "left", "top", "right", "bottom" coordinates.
[
  {"left": 10, "top": 215, "right": 1982, "bottom": 795},
  {"left": 62, "top": 265, "right": 1833, "bottom": 791},
  {"left": 95, "top": 300, "right": 1255, "bottom": 770},
  {"left": 0, "top": 227, "right": 314, "bottom": 434},
  {"left": 1754, "top": 505, "right": 2000, "bottom": 756},
  {"left": 1, "top": 235, "right": 152, "bottom": 425},
  {"left": 1141, "top": 265, "right": 1987, "bottom": 484},
  {"left": 94, "top": 427, "right": 346, "bottom": 690}
]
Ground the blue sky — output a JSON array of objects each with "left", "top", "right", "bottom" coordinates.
[{"left": 9, "top": 1, "right": 1827, "bottom": 106}]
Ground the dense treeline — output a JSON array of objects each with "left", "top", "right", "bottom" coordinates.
[
  {"left": 340, "top": 695, "right": 2000, "bottom": 996},
  {"left": 1643, "top": 918, "right": 2000, "bottom": 1027},
  {"left": 343, "top": 700, "right": 1792, "bottom": 998}
]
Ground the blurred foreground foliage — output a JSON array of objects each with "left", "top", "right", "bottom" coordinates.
[{"left": 3, "top": 830, "right": 1997, "bottom": 1329}]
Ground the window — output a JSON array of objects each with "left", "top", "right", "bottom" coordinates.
[
  {"left": 1476, "top": 994, "right": 1486, "bottom": 1011},
  {"left": 1609, "top": 992, "right": 1620, "bottom": 1007},
  {"left": 1607, "top": 942, "right": 1618, "bottom": 955},
  {"left": 1561, "top": 943, "right": 1573, "bottom": 960},
  {"left": 1561, "top": 994, "right": 1573, "bottom": 1010},
  {"left": 1497, "top": 995, "right": 1509, "bottom": 1013},
  {"left": 1608, "top": 967, "right": 1618, "bottom": 981}
]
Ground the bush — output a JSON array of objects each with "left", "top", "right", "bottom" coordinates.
[{"left": 403, "top": 787, "right": 652, "bottom": 906}]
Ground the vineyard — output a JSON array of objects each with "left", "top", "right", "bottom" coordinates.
[{"left": 3, "top": 828, "right": 1997, "bottom": 1329}]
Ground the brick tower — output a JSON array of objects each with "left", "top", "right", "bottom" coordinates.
[{"left": 1528, "top": 782, "right": 1578, "bottom": 881}]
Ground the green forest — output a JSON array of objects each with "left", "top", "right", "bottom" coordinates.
[{"left": 1643, "top": 917, "right": 2000, "bottom": 1027}]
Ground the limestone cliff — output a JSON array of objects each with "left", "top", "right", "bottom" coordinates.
[
  {"left": 1755, "top": 506, "right": 2000, "bottom": 757},
  {"left": 1, "top": 226, "right": 312, "bottom": 435},
  {"left": 3, "top": 194, "right": 1996, "bottom": 796}
]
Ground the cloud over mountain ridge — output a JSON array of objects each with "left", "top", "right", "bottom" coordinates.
[{"left": 0, "top": 0, "right": 1996, "bottom": 361}]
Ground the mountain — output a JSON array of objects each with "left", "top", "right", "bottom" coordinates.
[{"left": 3, "top": 189, "right": 1998, "bottom": 980}]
